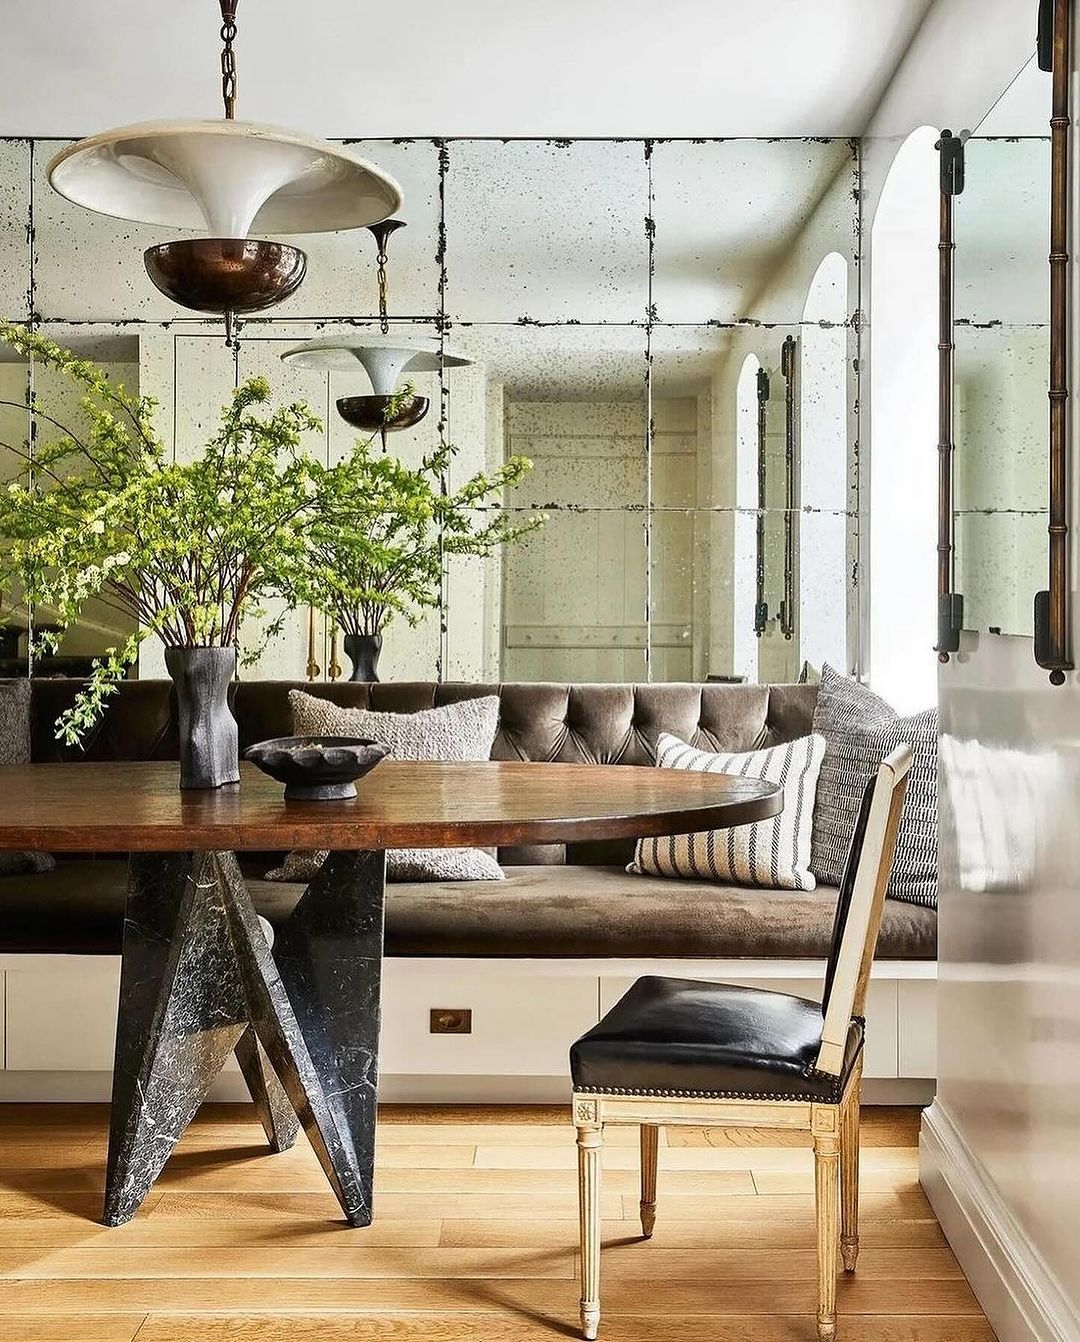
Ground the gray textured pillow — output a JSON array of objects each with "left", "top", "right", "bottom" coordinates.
[
  {"left": 274, "top": 691, "right": 504, "bottom": 883},
  {"left": 810, "top": 665, "right": 937, "bottom": 907},
  {"left": 266, "top": 846, "right": 505, "bottom": 884},
  {"left": 289, "top": 691, "right": 500, "bottom": 763},
  {"left": 0, "top": 679, "right": 55, "bottom": 876}
]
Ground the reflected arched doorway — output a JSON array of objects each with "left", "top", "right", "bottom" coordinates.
[
  {"left": 800, "top": 251, "right": 850, "bottom": 674},
  {"left": 869, "top": 125, "right": 939, "bottom": 712}
]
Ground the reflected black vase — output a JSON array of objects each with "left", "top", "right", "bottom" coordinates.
[
  {"left": 343, "top": 633, "right": 382, "bottom": 683},
  {"left": 164, "top": 645, "right": 240, "bottom": 790}
]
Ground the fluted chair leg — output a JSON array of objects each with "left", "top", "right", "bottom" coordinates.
[
  {"left": 577, "top": 1121, "right": 604, "bottom": 1340},
  {"left": 813, "top": 1113, "right": 840, "bottom": 1342},
  {"left": 840, "top": 1078, "right": 861, "bottom": 1272},
  {"left": 639, "top": 1123, "right": 659, "bottom": 1238}
]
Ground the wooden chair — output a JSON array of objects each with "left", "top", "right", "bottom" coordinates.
[{"left": 569, "top": 744, "right": 913, "bottom": 1341}]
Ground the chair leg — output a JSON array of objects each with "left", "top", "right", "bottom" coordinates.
[
  {"left": 812, "top": 1109, "right": 840, "bottom": 1342},
  {"left": 639, "top": 1123, "right": 659, "bottom": 1238},
  {"left": 840, "top": 1076, "right": 861, "bottom": 1273},
  {"left": 577, "top": 1121, "right": 604, "bottom": 1340}
]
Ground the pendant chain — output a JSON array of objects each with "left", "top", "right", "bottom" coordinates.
[
  {"left": 220, "top": 10, "right": 238, "bottom": 119},
  {"left": 376, "top": 244, "right": 390, "bottom": 334}
]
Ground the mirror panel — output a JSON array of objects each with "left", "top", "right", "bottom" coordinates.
[
  {"left": 953, "top": 136, "right": 1050, "bottom": 635},
  {"left": 444, "top": 140, "right": 648, "bottom": 323},
  {"left": 650, "top": 139, "right": 858, "bottom": 324},
  {"left": 3, "top": 135, "right": 861, "bottom": 687}
]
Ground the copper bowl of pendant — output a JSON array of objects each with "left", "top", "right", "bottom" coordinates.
[
  {"left": 336, "top": 393, "right": 430, "bottom": 434},
  {"left": 144, "top": 238, "right": 308, "bottom": 314}
]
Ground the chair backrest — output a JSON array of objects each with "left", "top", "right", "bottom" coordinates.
[{"left": 815, "top": 743, "right": 913, "bottom": 1075}]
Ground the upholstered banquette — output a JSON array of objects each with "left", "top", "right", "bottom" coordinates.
[
  {"left": 0, "top": 679, "right": 938, "bottom": 1100},
  {"left": 1, "top": 678, "right": 935, "bottom": 960}
]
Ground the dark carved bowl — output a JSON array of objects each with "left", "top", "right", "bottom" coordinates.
[
  {"left": 336, "top": 393, "right": 430, "bottom": 433},
  {"left": 144, "top": 239, "right": 308, "bottom": 315},
  {"left": 244, "top": 735, "right": 389, "bottom": 801}
]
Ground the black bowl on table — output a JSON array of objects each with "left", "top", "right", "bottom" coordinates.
[{"left": 244, "top": 736, "right": 389, "bottom": 801}]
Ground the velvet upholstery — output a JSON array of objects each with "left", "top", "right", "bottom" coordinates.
[
  {"left": 0, "top": 678, "right": 936, "bottom": 964},
  {"left": 0, "top": 860, "right": 937, "bottom": 959}
]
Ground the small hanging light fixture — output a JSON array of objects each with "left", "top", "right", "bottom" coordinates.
[
  {"left": 47, "top": 0, "right": 402, "bottom": 340},
  {"left": 281, "top": 220, "right": 470, "bottom": 447}
]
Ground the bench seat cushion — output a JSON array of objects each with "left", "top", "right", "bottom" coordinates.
[{"left": 0, "top": 861, "right": 936, "bottom": 960}]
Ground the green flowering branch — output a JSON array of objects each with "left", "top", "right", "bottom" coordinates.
[{"left": 0, "top": 325, "right": 323, "bottom": 743}]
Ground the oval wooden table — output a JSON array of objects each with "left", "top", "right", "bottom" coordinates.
[{"left": 0, "top": 759, "right": 781, "bottom": 1228}]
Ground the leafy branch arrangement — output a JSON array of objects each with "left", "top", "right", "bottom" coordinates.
[
  {"left": 0, "top": 326, "right": 540, "bottom": 743},
  {"left": 291, "top": 437, "right": 541, "bottom": 640}
]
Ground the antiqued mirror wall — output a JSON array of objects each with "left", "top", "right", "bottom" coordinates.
[
  {"left": 0, "top": 136, "right": 861, "bottom": 686},
  {"left": 953, "top": 132, "right": 1050, "bottom": 636}
]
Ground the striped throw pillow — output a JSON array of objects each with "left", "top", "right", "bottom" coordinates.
[
  {"left": 629, "top": 732, "right": 826, "bottom": 891},
  {"left": 810, "top": 665, "right": 937, "bottom": 907}
]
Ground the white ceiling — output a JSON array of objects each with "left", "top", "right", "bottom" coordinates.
[{"left": 0, "top": 0, "right": 934, "bottom": 139}]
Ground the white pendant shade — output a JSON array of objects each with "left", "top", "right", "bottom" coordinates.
[
  {"left": 48, "top": 121, "right": 402, "bottom": 236},
  {"left": 282, "top": 337, "right": 471, "bottom": 397}
]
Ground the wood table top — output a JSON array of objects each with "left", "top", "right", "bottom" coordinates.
[{"left": 0, "top": 760, "right": 782, "bottom": 852}]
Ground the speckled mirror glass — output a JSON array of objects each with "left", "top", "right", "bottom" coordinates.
[
  {"left": 0, "top": 135, "right": 860, "bottom": 686},
  {"left": 953, "top": 135, "right": 1050, "bottom": 636}
]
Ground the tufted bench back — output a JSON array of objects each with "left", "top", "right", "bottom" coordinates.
[{"left": 24, "top": 678, "right": 818, "bottom": 865}]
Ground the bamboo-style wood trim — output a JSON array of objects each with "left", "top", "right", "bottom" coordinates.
[
  {"left": 754, "top": 366, "right": 770, "bottom": 637},
  {"left": 780, "top": 335, "right": 798, "bottom": 641},
  {"left": 1035, "top": 0, "right": 1074, "bottom": 685},
  {"left": 935, "top": 131, "right": 964, "bottom": 662}
]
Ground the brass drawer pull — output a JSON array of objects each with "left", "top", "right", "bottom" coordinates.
[{"left": 430, "top": 1008, "right": 472, "bottom": 1035}]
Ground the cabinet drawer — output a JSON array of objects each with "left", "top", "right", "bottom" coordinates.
[
  {"left": 600, "top": 973, "right": 899, "bottom": 1080},
  {"left": 5, "top": 959, "right": 241, "bottom": 1074},
  {"left": 898, "top": 978, "right": 937, "bottom": 1077},
  {"left": 381, "top": 967, "right": 598, "bottom": 1076}
]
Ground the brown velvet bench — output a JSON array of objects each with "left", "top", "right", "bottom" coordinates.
[{"left": 0, "top": 678, "right": 937, "bottom": 1100}]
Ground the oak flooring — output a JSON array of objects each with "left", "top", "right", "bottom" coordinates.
[{"left": 0, "top": 1102, "right": 993, "bottom": 1342}]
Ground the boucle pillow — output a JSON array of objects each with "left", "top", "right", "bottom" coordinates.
[
  {"left": 810, "top": 664, "right": 937, "bottom": 907},
  {"left": 629, "top": 732, "right": 826, "bottom": 891},
  {"left": 273, "top": 691, "right": 504, "bottom": 883},
  {"left": 289, "top": 690, "right": 500, "bottom": 763},
  {"left": 0, "top": 679, "right": 55, "bottom": 877}
]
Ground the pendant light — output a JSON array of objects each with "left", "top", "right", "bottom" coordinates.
[
  {"left": 47, "top": 0, "right": 402, "bottom": 338},
  {"left": 282, "top": 220, "right": 471, "bottom": 446}
]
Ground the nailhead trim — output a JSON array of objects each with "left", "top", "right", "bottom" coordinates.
[{"left": 575, "top": 1083, "right": 844, "bottom": 1103}]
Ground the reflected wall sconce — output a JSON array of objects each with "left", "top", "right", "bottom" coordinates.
[
  {"left": 754, "top": 367, "right": 770, "bottom": 637},
  {"left": 934, "top": 129, "right": 966, "bottom": 663},
  {"left": 46, "top": 0, "right": 401, "bottom": 341},
  {"left": 779, "top": 335, "right": 799, "bottom": 642}
]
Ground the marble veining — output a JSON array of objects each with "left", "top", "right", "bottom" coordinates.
[{"left": 104, "top": 846, "right": 388, "bottom": 1228}]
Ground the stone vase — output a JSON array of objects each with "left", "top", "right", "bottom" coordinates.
[
  {"left": 165, "top": 645, "right": 240, "bottom": 790},
  {"left": 343, "top": 633, "right": 382, "bottom": 683}
]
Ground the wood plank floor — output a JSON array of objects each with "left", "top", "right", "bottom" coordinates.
[{"left": 0, "top": 1103, "right": 993, "bottom": 1342}]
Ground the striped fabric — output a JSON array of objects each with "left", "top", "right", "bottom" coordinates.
[
  {"left": 810, "top": 665, "right": 937, "bottom": 907},
  {"left": 629, "top": 732, "right": 826, "bottom": 892}
]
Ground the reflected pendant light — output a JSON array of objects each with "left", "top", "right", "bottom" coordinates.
[
  {"left": 46, "top": 0, "right": 402, "bottom": 338},
  {"left": 281, "top": 220, "right": 471, "bottom": 447}
]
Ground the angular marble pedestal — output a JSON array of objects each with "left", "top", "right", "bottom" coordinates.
[{"left": 104, "top": 848, "right": 386, "bottom": 1228}]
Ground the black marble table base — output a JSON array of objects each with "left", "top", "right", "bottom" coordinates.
[{"left": 103, "top": 848, "right": 386, "bottom": 1228}]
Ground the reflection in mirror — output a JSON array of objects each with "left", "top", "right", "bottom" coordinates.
[
  {"left": 1, "top": 135, "right": 861, "bottom": 690},
  {"left": 444, "top": 140, "right": 648, "bottom": 323},
  {"left": 953, "top": 136, "right": 1050, "bottom": 635},
  {"left": 25, "top": 329, "right": 141, "bottom": 675},
  {"left": 452, "top": 324, "right": 647, "bottom": 682}
]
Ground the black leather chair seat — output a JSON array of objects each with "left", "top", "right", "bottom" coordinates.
[{"left": 570, "top": 975, "right": 864, "bottom": 1104}]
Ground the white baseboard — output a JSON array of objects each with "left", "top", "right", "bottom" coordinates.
[{"left": 920, "top": 1101, "right": 1080, "bottom": 1342}]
